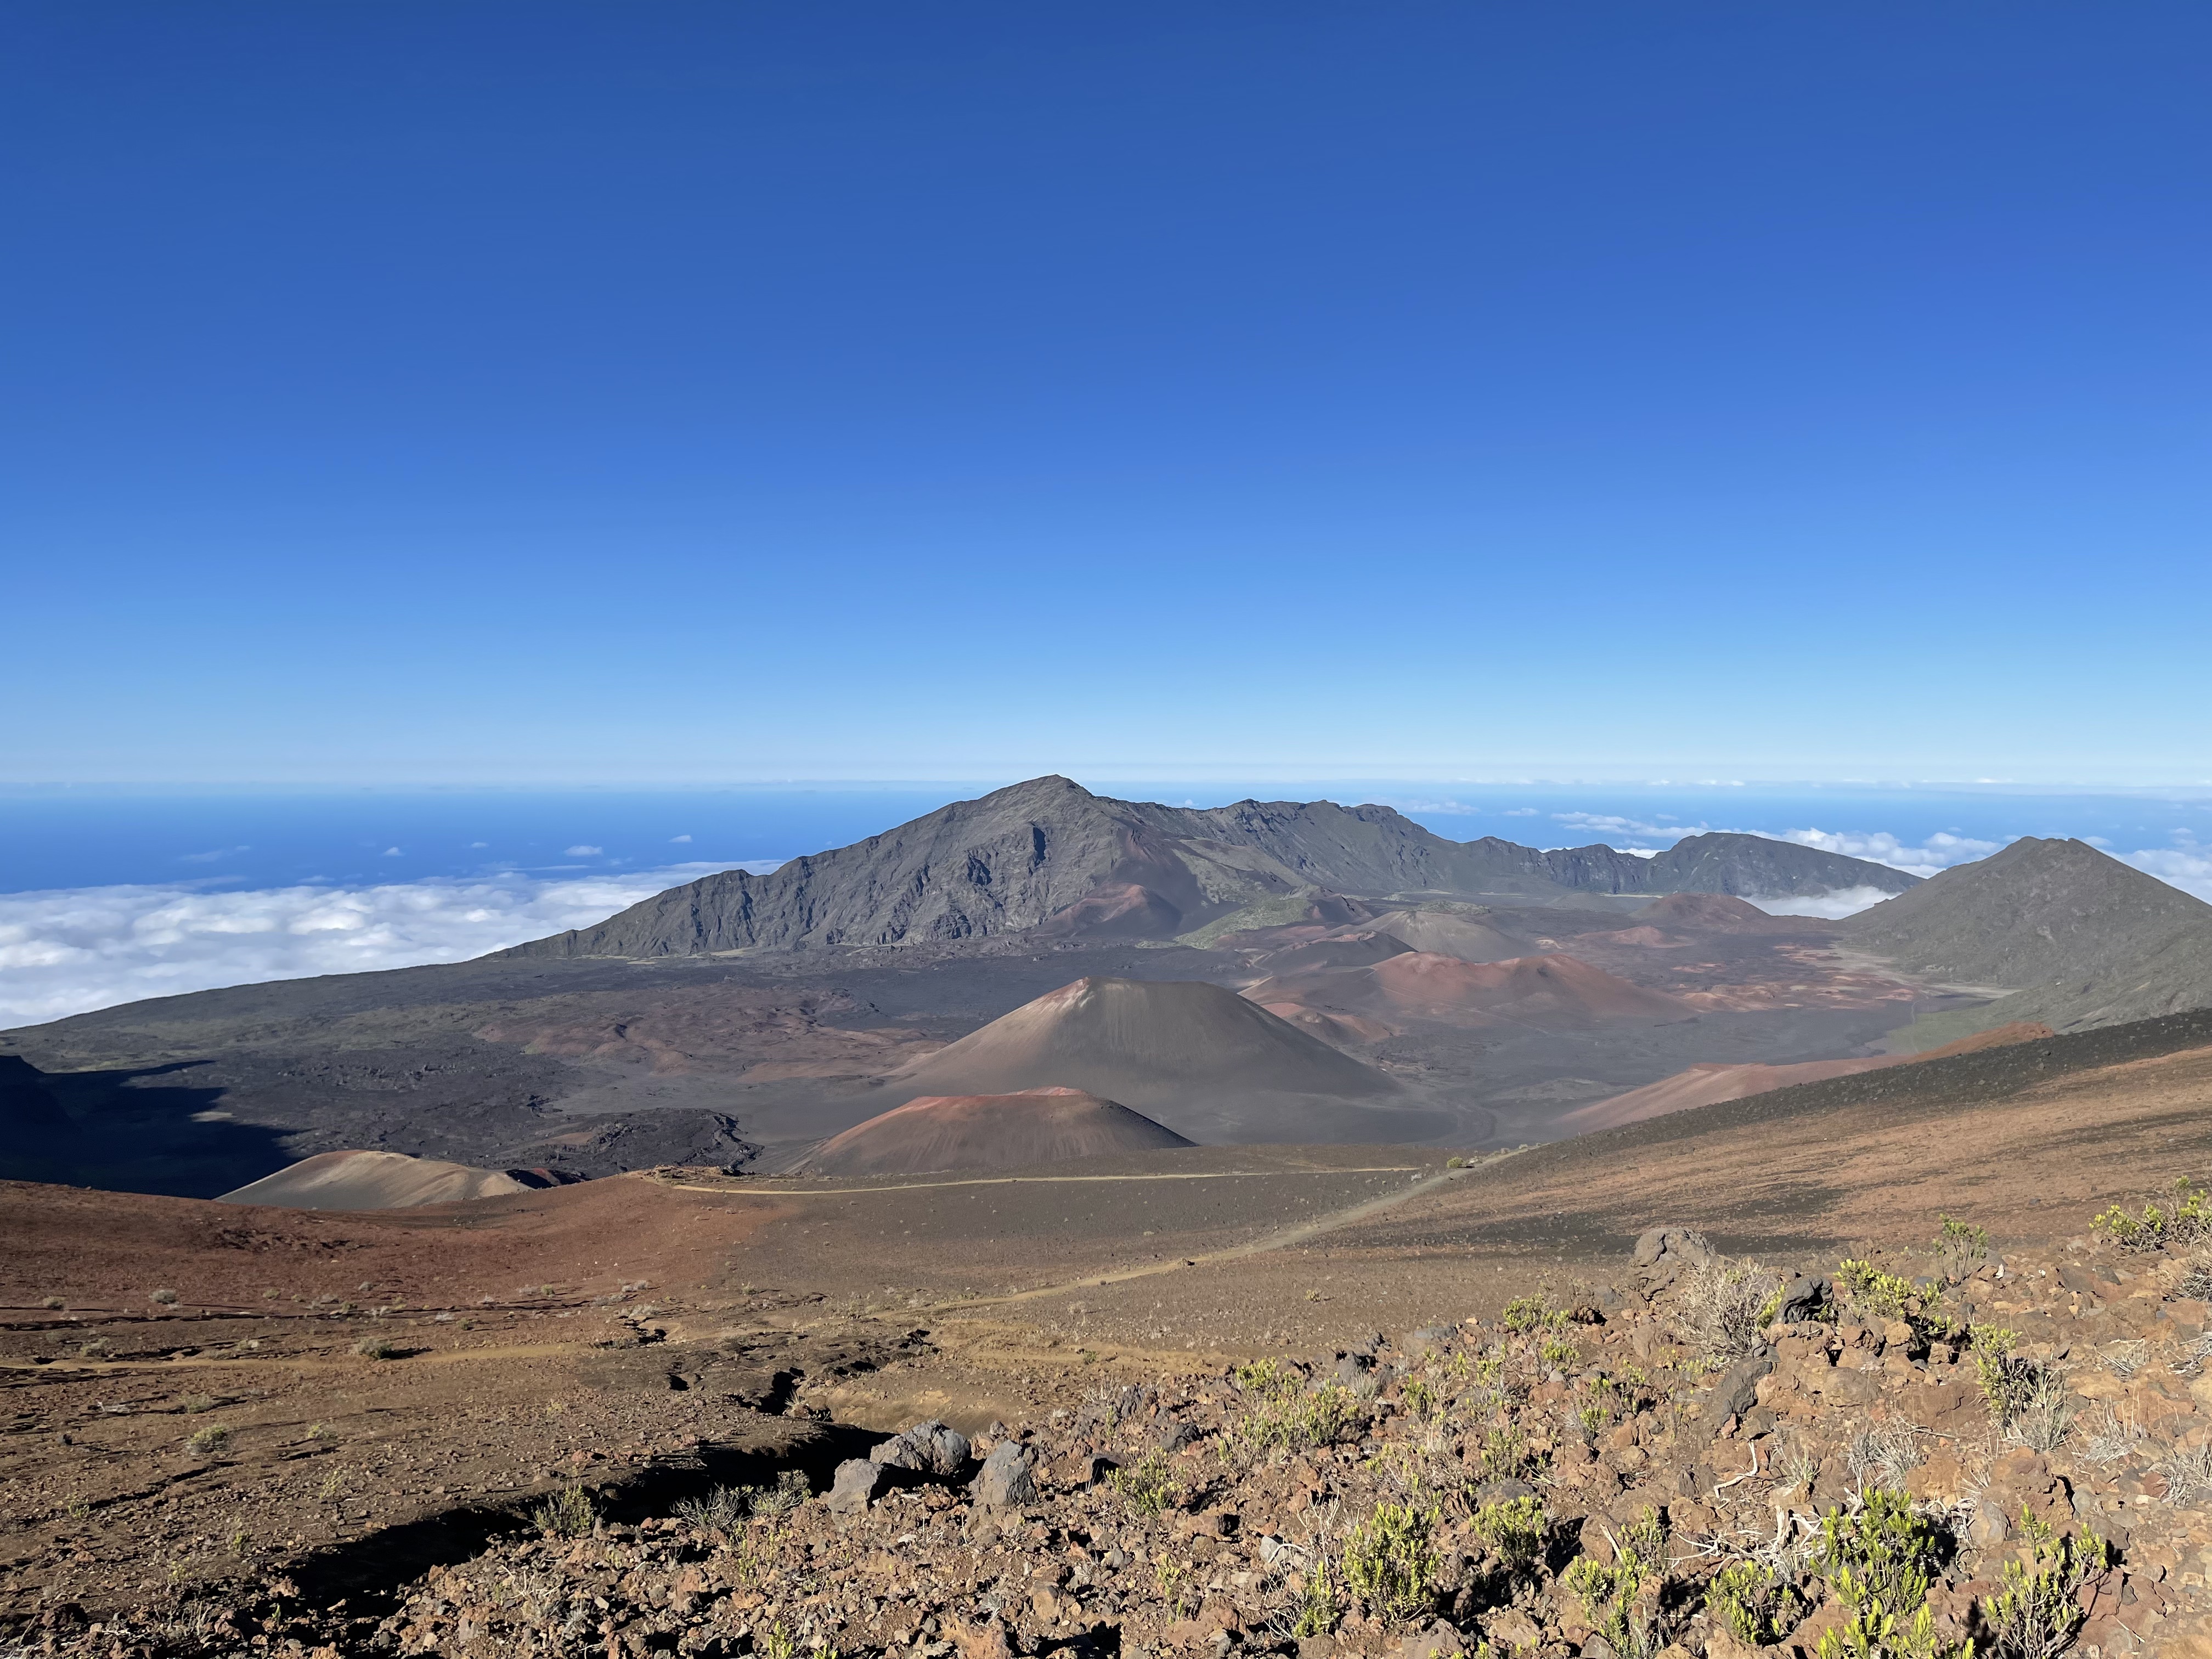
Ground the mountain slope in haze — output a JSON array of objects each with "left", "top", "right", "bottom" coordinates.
[
  {"left": 1844, "top": 837, "right": 2212, "bottom": 1033},
  {"left": 794, "top": 1087, "right": 1193, "bottom": 1175},
  {"left": 500, "top": 777, "right": 1917, "bottom": 959}
]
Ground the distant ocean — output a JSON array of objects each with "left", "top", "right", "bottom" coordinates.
[{"left": 3, "top": 781, "right": 2208, "bottom": 1026}]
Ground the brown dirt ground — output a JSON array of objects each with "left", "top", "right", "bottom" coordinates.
[{"left": 4, "top": 1039, "right": 2210, "bottom": 1633}]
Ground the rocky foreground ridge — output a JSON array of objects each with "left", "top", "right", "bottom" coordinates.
[{"left": 42, "top": 1199, "right": 2212, "bottom": 1658}]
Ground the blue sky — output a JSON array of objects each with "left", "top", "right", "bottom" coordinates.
[{"left": 4, "top": 3, "right": 2207, "bottom": 785}]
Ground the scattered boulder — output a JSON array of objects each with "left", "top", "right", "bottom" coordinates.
[
  {"left": 1152, "top": 1420, "right": 1200, "bottom": 1454},
  {"left": 1770, "top": 1273, "right": 1830, "bottom": 1324},
  {"left": 870, "top": 1419, "right": 970, "bottom": 1477},
  {"left": 972, "top": 1441, "right": 1037, "bottom": 1509},
  {"left": 1632, "top": 1226, "right": 1716, "bottom": 1291},
  {"left": 1399, "top": 1620, "right": 1466, "bottom": 1659},
  {"left": 825, "top": 1458, "right": 887, "bottom": 1514},
  {"left": 1691, "top": 1350, "right": 1774, "bottom": 1441}
]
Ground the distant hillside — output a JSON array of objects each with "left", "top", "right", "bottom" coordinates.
[
  {"left": 499, "top": 777, "right": 1916, "bottom": 958},
  {"left": 1246, "top": 951, "right": 1697, "bottom": 1030},
  {"left": 1844, "top": 837, "right": 2212, "bottom": 1034},
  {"left": 217, "top": 1150, "right": 535, "bottom": 1210},
  {"left": 795, "top": 1087, "right": 1193, "bottom": 1175},
  {"left": 870, "top": 975, "right": 1443, "bottom": 1143}
]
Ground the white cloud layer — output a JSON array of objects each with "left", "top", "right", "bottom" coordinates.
[
  {"left": 1743, "top": 885, "right": 1906, "bottom": 921},
  {"left": 1776, "top": 827, "right": 2003, "bottom": 880},
  {"left": 1550, "top": 810, "right": 1684, "bottom": 840},
  {"left": 0, "top": 862, "right": 779, "bottom": 1027},
  {"left": 2117, "top": 848, "right": 2212, "bottom": 905}
]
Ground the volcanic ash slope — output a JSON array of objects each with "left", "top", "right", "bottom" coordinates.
[
  {"left": 1246, "top": 951, "right": 1699, "bottom": 1029},
  {"left": 216, "top": 1150, "right": 533, "bottom": 1210},
  {"left": 795, "top": 1087, "right": 1193, "bottom": 1176},
  {"left": 874, "top": 976, "right": 1456, "bottom": 1144}
]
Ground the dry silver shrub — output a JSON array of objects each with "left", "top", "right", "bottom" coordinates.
[
  {"left": 1677, "top": 1256, "right": 1785, "bottom": 1366},
  {"left": 2164, "top": 1441, "right": 2212, "bottom": 1503},
  {"left": 1846, "top": 1423, "right": 1923, "bottom": 1487},
  {"left": 2078, "top": 1402, "right": 2145, "bottom": 1468},
  {"left": 2003, "top": 1369, "right": 2076, "bottom": 1454},
  {"left": 2101, "top": 1339, "right": 2152, "bottom": 1379},
  {"left": 2175, "top": 1243, "right": 2212, "bottom": 1304}
]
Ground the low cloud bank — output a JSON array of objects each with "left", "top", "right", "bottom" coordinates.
[
  {"left": 0, "top": 862, "right": 777, "bottom": 1026},
  {"left": 2118, "top": 847, "right": 2212, "bottom": 905},
  {"left": 1745, "top": 885, "right": 1909, "bottom": 921}
]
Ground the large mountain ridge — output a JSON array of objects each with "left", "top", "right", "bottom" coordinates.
[
  {"left": 1842, "top": 836, "right": 2212, "bottom": 1034},
  {"left": 500, "top": 776, "right": 1917, "bottom": 959}
]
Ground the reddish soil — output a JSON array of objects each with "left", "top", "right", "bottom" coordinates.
[
  {"left": 1558, "top": 1021, "right": 2059, "bottom": 1134},
  {"left": 8, "top": 1020, "right": 2209, "bottom": 1647},
  {"left": 1555, "top": 1057, "right": 1894, "bottom": 1133},
  {"left": 797, "top": 1089, "right": 1192, "bottom": 1175}
]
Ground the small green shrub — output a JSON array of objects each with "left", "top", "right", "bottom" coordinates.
[
  {"left": 1835, "top": 1260, "right": 1917, "bottom": 1321},
  {"left": 352, "top": 1335, "right": 400, "bottom": 1361},
  {"left": 1814, "top": 1604, "right": 1961, "bottom": 1658},
  {"left": 1401, "top": 1376, "right": 1442, "bottom": 1421},
  {"left": 1933, "top": 1216, "right": 1990, "bottom": 1279},
  {"left": 2092, "top": 1178, "right": 2210, "bottom": 1251},
  {"left": 1235, "top": 1356, "right": 1295, "bottom": 1397},
  {"left": 531, "top": 1483, "right": 597, "bottom": 1538},
  {"left": 1240, "top": 1381, "right": 1360, "bottom": 1456},
  {"left": 184, "top": 1424, "right": 230, "bottom": 1455},
  {"left": 1578, "top": 1372, "right": 1632, "bottom": 1436},
  {"left": 1500, "top": 1295, "right": 1566, "bottom": 1335},
  {"left": 1707, "top": 1558, "right": 1805, "bottom": 1646},
  {"left": 1291, "top": 1557, "right": 1340, "bottom": 1638},
  {"left": 1468, "top": 1495, "right": 1544, "bottom": 1573},
  {"left": 1809, "top": 1487, "right": 1961, "bottom": 1658},
  {"left": 41, "top": 1296, "right": 64, "bottom": 1310},
  {"left": 1341, "top": 1499, "right": 1441, "bottom": 1627},
  {"left": 1563, "top": 1507, "right": 1669, "bottom": 1658},
  {"left": 1108, "top": 1449, "right": 1178, "bottom": 1516},
  {"left": 1481, "top": 1423, "right": 1539, "bottom": 1482},
  {"left": 1970, "top": 1326, "right": 2066, "bottom": 1441},
  {"left": 1980, "top": 1511, "right": 2107, "bottom": 1659},
  {"left": 755, "top": 1469, "right": 811, "bottom": 1514},
  {"left": 179, "top": 1393, "right": 218, "bottom": 1414},
  {"left": 149, "top": 1288, "right": 179, "bottom": 1306},
  {"left": 1538, "top": 1335, "right": 1581, "bottom": 1370}
]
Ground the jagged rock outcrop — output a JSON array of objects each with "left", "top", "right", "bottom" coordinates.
[{"left": 498, "top": 777, "right": 1917, "bottom": 959}]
